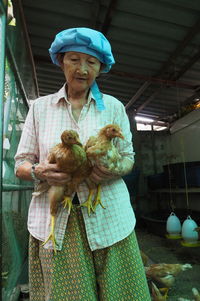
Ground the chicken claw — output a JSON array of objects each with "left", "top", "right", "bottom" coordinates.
[
  {"left": 62, "top": 196, "right": 73, "bottom": 212},
  {"left": 80, "top": 189, "right": 95, "bottom": 216},
  {"left": 42, "top": 216, "right": 58, "bottom": 254},
  {"left": 93, "top": 185, "right": 106, "bottom": 211},
  {"left": 151, "top": 282, "right": 169, "bottom": 301}
]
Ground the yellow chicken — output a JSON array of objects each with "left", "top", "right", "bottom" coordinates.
[
  {"left": 42, "top": 130, "right": 91, "bottom": 253},
  {"left": 82, "top": 124, "right": 124, "bottom": 213}
]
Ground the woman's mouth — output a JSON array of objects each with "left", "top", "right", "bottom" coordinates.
[{"left": 75, "top": 77, "right": 87, "bottom": 81}]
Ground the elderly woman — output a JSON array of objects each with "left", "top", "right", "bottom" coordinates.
[{"left": 15, "top": 28, "right": 151, "bottom": 300}]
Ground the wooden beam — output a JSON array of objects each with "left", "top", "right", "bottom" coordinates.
[{"left": 100, "top": 0, "right": 118, "bottom": 35}]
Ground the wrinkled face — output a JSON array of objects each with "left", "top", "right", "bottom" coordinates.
[{"left": 61, "top": 52, "right": 101, "bottom": 93}]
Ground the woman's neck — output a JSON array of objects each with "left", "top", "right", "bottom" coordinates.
[
  {"left": 67, "top": 87, "right": 89, "bottom": 106},
  {"left": 67, "top": 87, "right": 90, "bottom": 121}
]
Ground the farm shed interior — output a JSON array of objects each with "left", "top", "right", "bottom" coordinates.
[{"left": 1, "top": 0, "right": 200, "bottom": 300}]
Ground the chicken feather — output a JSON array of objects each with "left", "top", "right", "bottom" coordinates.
[
  {"left": 145, "top": 263, "right": 192, "bottom": 288},
  {"left": 82, "top": 124, "right": 124, "bottom": 212},
  {"left": 42, "top": 130, "right": 92, "bottom": 253},
  {"left": 85, "top": 124, "right": 124, "bottom": 171}
]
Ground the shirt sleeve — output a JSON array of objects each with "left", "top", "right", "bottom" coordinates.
[
  {"left": 14, "top": 102, "right": 39, "bottom": 171},
  {"left": 113, "top": 101, "right": 135, "bottom": 162}
]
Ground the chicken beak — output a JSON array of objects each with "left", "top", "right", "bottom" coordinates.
[
  {"left": 75, "top": 138, "right": 83, "bottom": 146},
  {"left": 117, "top": 131, "right": 124, "bottom": 139}
]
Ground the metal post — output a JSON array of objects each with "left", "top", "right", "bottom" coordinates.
[{"left": 0, "top": 0, "right": 7, "bottom": 293}]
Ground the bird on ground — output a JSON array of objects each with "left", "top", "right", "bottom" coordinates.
[
  {"left": 82, "top": 124, "right": 124, "bottom": 213},
  {"left": 145, "top": 263, "right": 192, "bottom": 288}
]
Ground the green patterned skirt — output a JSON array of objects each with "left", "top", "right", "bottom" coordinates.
[{"left": 29, "top": 206, "right": 151, "bottom": 300}]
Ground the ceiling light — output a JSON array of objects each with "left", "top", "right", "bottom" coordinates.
[{"left": 135, "top": 116, "right": 154, "bottom": 123}]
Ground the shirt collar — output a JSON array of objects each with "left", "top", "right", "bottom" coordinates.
[
  {"left": 52, "top": 83, "right": 96, "bottom": 106},
  {"left": 52, "top": 84, "right": 68, "bottom": 104}
]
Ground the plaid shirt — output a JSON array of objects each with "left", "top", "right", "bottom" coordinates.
[{"left": 15, "top": 84, "right": 136, "bottom": 251}]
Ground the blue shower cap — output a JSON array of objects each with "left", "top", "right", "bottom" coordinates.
[{"left": 49, "top": 27, "right": 115, "bottom": 73}]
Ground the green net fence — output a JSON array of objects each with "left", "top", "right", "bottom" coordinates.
[
  {"left": 2, "top": 58, "right": 33, "bottom": 300},
  {"left": 1, "top": 1, "right": 38, "bottom": 299}
]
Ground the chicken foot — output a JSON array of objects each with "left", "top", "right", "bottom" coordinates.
[
  {"left": 42, "top": 215, "right": 58, "bottom": 254},
  {"left": 80, "top": 188, "right": 96, "bottom": 216},
  {"left": 93, "top": 185, "right": 106, "bottom": 211},
  {"left": 80, "top": 185, "right": 106, "bottom": 216},
  {"left": 62, "top": 196, "right": 73, "bottom": 212},
  {"left": 151, "top": 282, "right": 169, "bottom": 301}
]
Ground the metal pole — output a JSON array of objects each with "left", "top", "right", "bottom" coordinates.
[{"left": 0, "top": 0, "right": 8, "bottom": 293}]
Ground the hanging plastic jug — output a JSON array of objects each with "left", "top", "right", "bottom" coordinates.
[
  {"left": 166, "top": 212, "right": 182, "bottom": 239},
  {"left": 181, "top": 215, "right": 200, "bottom": 247}
]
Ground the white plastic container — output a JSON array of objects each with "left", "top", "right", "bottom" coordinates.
[
  {"left": 166, "top": 212, "right": 182, "bottom": 238},
  {"left": 181, "top": 215, "right": 198, "bottom": 245}
]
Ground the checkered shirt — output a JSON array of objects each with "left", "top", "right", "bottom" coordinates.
[{"left": 15, "top": 84, "right": 136, "bottom": 251}]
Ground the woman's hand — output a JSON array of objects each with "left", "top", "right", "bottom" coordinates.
[
  {"left": 16, "top": 161, "right": 71, "bottom": 185},
  {"left": 89, "top": 164, "right": 119, "bottom": 184},
  {"left": 34, "top": 161, "right": 71, "bottom": 186},
  {"left": 89, "top": 157, "right": 134, "bottom": 184}
]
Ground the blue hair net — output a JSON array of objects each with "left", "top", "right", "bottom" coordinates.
[
  {"left": 49, "top": 28, "right": 115, "bottom": 111},
  {"left": 49, "top": 28, "right": 115, "bottom": 72}
]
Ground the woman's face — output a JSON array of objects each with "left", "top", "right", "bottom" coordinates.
[{"left": 61, "top": 52, "right": 101, "bottom": 94}]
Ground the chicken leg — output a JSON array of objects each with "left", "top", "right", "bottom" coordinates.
[
  {"left": 80, "top": 184, "right": 106, "bottom": 216},
  {"left": 42, "top": 186, "right": 65, "bottom": 254},
  {"left": 62, "top": 196, "right": 73, "bottom": 212},
  {"left": 151, "top": 282, "right": 169, "bottom": 301},
  {"left": 80, "top": 188, "right": 96, "bottom": 216},
  {"left": 93, "top": 185, "right": 106, "bottom": 211},
  {"left": 42, "top": 215, "right": 57, "bottom": 254}
]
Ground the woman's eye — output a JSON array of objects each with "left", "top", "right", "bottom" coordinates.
[{"left": 88, "top": 60, "right": 95, "bottom": 64}]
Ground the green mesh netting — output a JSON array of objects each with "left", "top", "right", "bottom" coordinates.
[
  {"left": 1, "top": 1, "right": 38, "bottom": 299},
  {"left": 2, "top": 58, "right": 33, "bottom": 301}
]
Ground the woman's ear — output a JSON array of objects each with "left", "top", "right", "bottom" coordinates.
[
  {"left": 100, "top": 63, "right": 105, "bottom": 73},
  {"left": 57, "top": 53, "right": 64, "bottom": 70},
  {"left": 96, "top": 63, "right": 105, "bottom": 78}
]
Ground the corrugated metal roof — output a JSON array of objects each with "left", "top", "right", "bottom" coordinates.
[{"left": 19, "top": 0, "right": 200, "bottom": 123}]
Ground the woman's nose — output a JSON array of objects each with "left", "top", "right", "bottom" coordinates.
[{"left": 77, "top": 62, "right": 88, "bottom": 74}]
